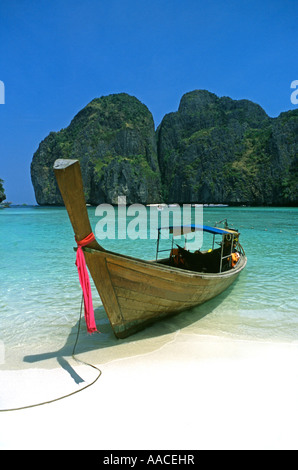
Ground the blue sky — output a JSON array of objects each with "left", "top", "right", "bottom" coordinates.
[{"left": 0, "top": 0, "right": 297, "bottom": 204}]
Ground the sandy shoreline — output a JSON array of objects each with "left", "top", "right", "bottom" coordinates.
[{"left": 1, "top": 333, "right": 298, "bottom": 450}]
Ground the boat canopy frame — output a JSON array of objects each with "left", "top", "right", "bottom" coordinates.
[{"left": 156, "top": 221, "right": 244, "bottom": 273}]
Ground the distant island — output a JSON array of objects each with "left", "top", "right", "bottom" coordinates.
[{"left": 31, "top": 90, "right": 298, "bottom": 206}]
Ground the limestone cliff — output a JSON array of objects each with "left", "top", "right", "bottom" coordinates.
[
  {"left": 157, "top": 90, "right": 298, "bottom": 205},
  {"left": 31, "top": 90, "right": 298, "bottom": 206},
  {"left": 31, "top": 93, "right": 162, "bottom": 205}
]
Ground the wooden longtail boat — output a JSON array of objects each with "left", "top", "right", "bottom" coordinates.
[{"left": 54, "top": 159, "right": 247, "bottom": 338}]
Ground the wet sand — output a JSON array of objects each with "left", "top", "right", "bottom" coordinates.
[{"left": 1, "top": 332, "right": 298, "bottom": 450}]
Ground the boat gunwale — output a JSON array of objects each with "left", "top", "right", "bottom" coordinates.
[{"left": 82, "top": 246, "right": 247, "bottom": 280}]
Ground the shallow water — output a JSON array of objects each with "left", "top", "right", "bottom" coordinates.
[{"left": 0, "top": 205, "right": 297, "bottom": 370}]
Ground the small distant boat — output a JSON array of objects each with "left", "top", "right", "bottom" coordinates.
[
  {"left": 146, "top": 203, "right": 168, "bottom": 211},
  {"left": 54, "top": 159, "right": 247, "bottom": 338}
]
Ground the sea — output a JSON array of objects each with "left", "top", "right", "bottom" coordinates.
[{"left": 0, "top": 205, "right": 297, "bottom": 370}]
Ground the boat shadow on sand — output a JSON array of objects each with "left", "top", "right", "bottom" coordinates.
[{"left": 23, "top": 286, "right": 236, "bottom": 384}]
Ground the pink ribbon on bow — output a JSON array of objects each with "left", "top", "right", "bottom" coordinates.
[{"left": 75, "top": 233, "right": 98, "bottom": 334}]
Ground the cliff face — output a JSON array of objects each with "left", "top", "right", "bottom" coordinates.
[
  {"left": 31, "top": 93, "right": 162, "bottom": 205},
  {"left": 31, "top": 90, "right": 298, "bottom": 206},
  {"left": 0, "top": 179, "right": 6, "bottom": 203},
  {"left": 157, "top": 90, "right": 298, "bottom": 205}
]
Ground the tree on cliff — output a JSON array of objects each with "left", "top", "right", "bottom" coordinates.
[{"left": 0, "top": 179, "right": 6, "bottom": 203}]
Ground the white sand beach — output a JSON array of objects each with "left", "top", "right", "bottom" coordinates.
[{"left": 1, "top": 332, "right": 298, "bottom": 450}]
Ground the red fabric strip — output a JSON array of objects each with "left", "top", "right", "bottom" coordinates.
[{"left": 75, "top": 233, "right": 98, "bottom": 334}]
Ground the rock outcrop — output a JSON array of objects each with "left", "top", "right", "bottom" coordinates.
[
  {"left": 157, "top": 90, "right": 298, "bottom": 205},
  {"left": 31, "top": 93, "right": 162, "bottom": 205},
  {"left": 31, "top": 90, "right": 298, "bottom": 206}
]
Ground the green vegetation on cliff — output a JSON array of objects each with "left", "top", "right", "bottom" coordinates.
[
  {"left": 31, "top": 90, "right": 298, "bottom": 206},
  {"left": 157, "top": 91, "right": 298, "bottom": 205},
  {"left": 31, "top": 93, "right": 162, "bottom": 205}
]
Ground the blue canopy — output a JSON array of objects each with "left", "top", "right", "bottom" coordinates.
[{"left": 159, "top": 224, "right": 238, "bottom": 236}]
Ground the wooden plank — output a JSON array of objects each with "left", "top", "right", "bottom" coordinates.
[
  {"left": 113, "top": 305, "right": 190, "bottom": 327},
  {"left": 117, "top": 302, "right": 188, "bottom": 322},
  {"left": 107, "top": 261, "right": 211, "bottom": 295},
  {"left": 107, "top": 255, "right": 212, "bottom": 285},
  {"left": 91, "top": 246, "right": 246, "bottom": 283},
  {"left": 114, "top": 286, "right": 195, "bottom": 308},
  {"left": 110, "top": 272, "right": 203, "bottom": 303},
  {"left": 84, "top": 251, "right": 124, "bottom": 325},
  {"left": 117, "top": 295, "right": 187, "bottom": 315}
]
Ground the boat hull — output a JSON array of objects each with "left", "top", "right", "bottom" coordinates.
[{"left": 83, "top": 247, "right": 247, "bottom": 338}]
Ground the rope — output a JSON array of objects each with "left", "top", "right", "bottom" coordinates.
[
  {"left": 75, "top": 233, "right": 98, "bottom": 333},
  {"left": 0, "top": 296, "right": 102, "bottom": 413}
]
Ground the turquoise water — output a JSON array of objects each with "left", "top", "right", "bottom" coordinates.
[{"left": 0, "top": 206, "right": 297, "bottom": 369}]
